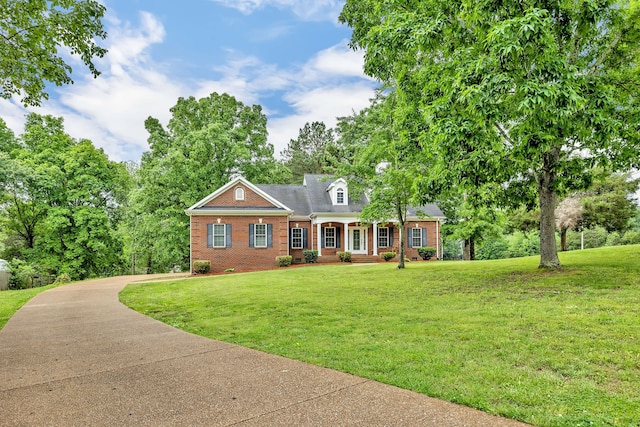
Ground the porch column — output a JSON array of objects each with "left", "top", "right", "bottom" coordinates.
[
  {"left": 344, "top": 223, "right": 349, "bottom": 251},
  {"left": 317, "top": 222, "right": 322, "bottom": 257},
  {"left": 373, "top": 222, "right": 378, "bottom": 256}
]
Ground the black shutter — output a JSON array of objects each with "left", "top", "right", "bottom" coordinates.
[
  {"left": 226, "top": 224, "right": 232, "bottom": 248},
  {"left": 389, "top": 227, "right": 394, "bottom": 248},
  {"left": 303, "top": 228, "right": 308, "bottom": 248},
  {"left": 336, "top": 227, "right": 341, "bottom": 248},
  {"left": 422, "top": 228, "right": 427, "bottom": 248},
  {"left": 249, "top": 224, "right": 254, "bottom": 247},
  {"left": 207, "top": 224, "right": 213, "bottom": 248},
  {"left": 267, "top": 224, "right": 273, "bottom": 248},
  {"left": 407, "top": 228, "right": 412, "bottom": 248}
]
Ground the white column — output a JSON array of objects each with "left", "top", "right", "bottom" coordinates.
[
  {"left": 373, "top": 222, "right": 378, "bottom": 256},
  {"left": 344, "top": 223, "right": 349, "bottom": 251},
  {"left": 317, "top": 222, "right": 322, "bottom": 257},
  {"left": 436, "top": 220, "right": 440, "bottom": 259}
]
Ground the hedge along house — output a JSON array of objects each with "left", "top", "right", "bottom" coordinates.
[{"left": 186, "top": 174, "right": 445, "bottom": 273}]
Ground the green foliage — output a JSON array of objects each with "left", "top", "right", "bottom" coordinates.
[
  {"left": 336, "top": 251, "right": 351, "bottom": 263},
  {"left": 276, "top": 256, "right": 293, "bottom": 267},
  {"left": 303, "top": 250, "right": 318, "bottom": 264},
  {"left": 380, "top": 251, "right": 396, "bottom": 261},
  {"left": 121, "top": 246, "right": 640, "bottom": 427},
  {"left": 7, "top": 259, "right": 37, "bottom": 290},
  {"left": 280, "top": 121, "right": 335, "bottom": 183},
  {"left": 0, "top": 0, "right": 107, "bottom": 106},
  {"left": 224, "top": 268, "right": 235, "bottom": 273},
  {"left": 192, "top": 260, "right": 210, "bottom": 274},
  {"left": 53, "top": 273, "right": 71, "bottom": 285},
  {"left": 417, "top": 247, "right": 436, "bottom": 260}
]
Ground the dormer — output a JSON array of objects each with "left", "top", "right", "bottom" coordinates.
[{"left": 327, "top": 178, "right": 349, "bottom": 206}]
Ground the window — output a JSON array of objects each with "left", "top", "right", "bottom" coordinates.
[
  {"left": 213, "top": 224, "right": 226, "bottom": 247},
  {"left": 235, "top": 187, "right": 245, "bottom": 201},
  {"left": 411, "top": 228, "right": 422, "bottom": 248},
  {"left": 378, "top": 227, "right": 389, "bottom": 248},
  {"left": 291, "top": 228, "right": 303, "bottom": 249},
  {"left": 336, "top": 188, "right": 345, "bottom": 204},
  {"left": 254, "top": 223, "right": 267, "bottom": 248},
  {"left": 324, "top": 227, "right": 336, "bottom": 248}
]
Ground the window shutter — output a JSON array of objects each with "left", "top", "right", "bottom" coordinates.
[
  {"left": 303, "top": 228, "right": 308, "bottom": 249},
  {"left": 289, "top": 228, "right": 293, "bottom": 247},
  {"left": 226, "top": 224, "right": 232, "bottom": 248},
  {"left": 321, "top": 228, "right": 325, "bottom": 248},
  {"left": 267, "top": 224, "right": 273, "bottom": 248},
  {"left": 249, "top": 224, "right": 255, "bottom": 248},
  {"left": 407, "top": 228, "right": 412, "bottom": 248},
  {"left": 389, "top": 228, "right": 394, "bottom": 247},
  {"left": 422, "top": 228, "right": 427, "bottom": 248},
  {"left": 207, "top": 224, "right": 213, "bottom": 248},
  {"left": 336, "top": 227, "right": 341, "bottom": 248}
]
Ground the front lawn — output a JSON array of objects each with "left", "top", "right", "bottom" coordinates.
[{"left": 120, "top": 246, "right": 640, "bottom": 427}]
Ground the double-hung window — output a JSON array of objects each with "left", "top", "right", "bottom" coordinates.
[
  {"left": 378, "top": 227, "right": 389, "bottom": 248},
  {"left": 213, "top": 224, "right": 226, "bottom": 247},
  {"left": 411, "top": 228, "right": 422, "bottom": 248},
  {"left": 291, "top": 228, "right": 303, "bottom": 249},
  {"left": 324, "top": 227, "right": 336, "bottom": 248},
  {"left": 254, "top": 224, "right": 267, "bottom": 248}
]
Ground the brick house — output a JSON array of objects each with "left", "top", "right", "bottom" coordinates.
[{"left": 186, "top": 175, "right": 445, "bottom": 273}]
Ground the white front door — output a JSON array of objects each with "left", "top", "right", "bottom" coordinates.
[{"left": 349, "top": 227, "right": 367, "bottom": 255}]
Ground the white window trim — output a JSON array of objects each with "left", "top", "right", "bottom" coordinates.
[
  {"left": 411, "top": 228, "right": 422, "bottom": 248},
  {"left": 235, "top": 187, "right": 245, "bottom": 201},
  {"left": 254, "top": 223, "right": 267, "bottom": 248},
  {"left": 324, "top": 227, "right": 336, "bottom": 248},
  {"left": 291, "top": 227, "right": 303, "bottom": 249},
  {"left": 378, "top": 227, "right": 389, "bottom": 248},
  {"left": 213, "top": 224, "right": 226, "bottom": 248},
  {"left": 336, "top": 188, "right": 345, "bottom": 204}
]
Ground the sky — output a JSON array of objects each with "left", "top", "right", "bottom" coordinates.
[{"left": 0, "top": 0, "right": 378, "bottom": 162}]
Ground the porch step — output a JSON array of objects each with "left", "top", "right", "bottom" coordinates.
[{"left": 351, "top": 256, "right": 378, "bottom": 264}]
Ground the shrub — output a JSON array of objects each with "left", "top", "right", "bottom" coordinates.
[
  {"left": 303, "top": 250, "right": 318, "bottom": 263},
  {"left": 417, "top": 247, "right": 437, "bottom": 260},
  {"left": 276, "top": 256, "right": 293, "bottom": 267},
  {"left": 381, "top": 251, "right": 397, "bottom": 261},
  {"left": 8, "top": 259, "right": 37, "bottom": 289},
  {"left": 193, "top": 260, "right": 211, "bottom": 274},
  {"left": 54, "top": 273, "right": 71, "bottom": 285},
  {"left": 337, "top": 251, "right": 352, "bottom": 262},
  {"left": 224, "top": 268, "right": 235, "bottom": 273}
]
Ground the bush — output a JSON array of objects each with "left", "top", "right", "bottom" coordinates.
[
  {"left": 193, "top": 260, "right": 211, "bottom": 274},
  {"left": 417, "top": 247, "right": 437, "bottom": 260},
  {"left": 337, "top": 251, "right": 352, "bottom": 262},
  {"left": 381, "top": 251, "right": 397, "bottom": 262},
  {"left": 8, "top": 259, "right": 37, "bottom": 289},
  {"left": 54, "top": 273, "right": 71, "bottom": 285},
  {"left": 276, "top": 256, "right": 293, "bottom": 267},
  {"left": 303, "top": 250, "right": 318, "bottom": 263},
  {"left": 224, "top": 268, "right": 235, "bottom": 273}
]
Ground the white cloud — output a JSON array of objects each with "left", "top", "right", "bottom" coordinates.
[
  {"left": 0, "top": 9, "right": 376, "bottom": 163},
  {"left": 211, "top": 0, "right": 344, "bottom": 21}
]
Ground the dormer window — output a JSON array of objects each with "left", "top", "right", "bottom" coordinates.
[
  {"left": 235, "top": 187, "right": 245, "bottom": 201},
  {"left": 328, "top": 178, "right": 349, "bottom": 206}
]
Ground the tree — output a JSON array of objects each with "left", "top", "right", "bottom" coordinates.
[
  {"left": 127, "top": 92, "right": 284, "bottom": 273},
  {"left": 0, "top": 0, "right": 108, "bottom": 106},
  {"left": 280, "top": 121, "right": 335, "bottom": 184},
  {"left": 581, "top": 173, "right": 640, "bottom": 233},
  {"left": 0, "top": 114, "right": 128, "bottom": 279},
  {"left": 555, "top": 196, "right": 583, "bottom": 252},
  {"left": 340, "top": 0, "right": 640, "bottom": 268}
]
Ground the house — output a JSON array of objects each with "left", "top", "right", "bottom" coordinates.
[{"left": 185, "top": 175, "right": 445, "bottom": 273}]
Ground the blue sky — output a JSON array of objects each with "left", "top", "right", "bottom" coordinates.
[{"left": 0, "top": 0, "right": 378, "bottom": 162}]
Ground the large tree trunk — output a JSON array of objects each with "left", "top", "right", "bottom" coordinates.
[
  {"left": 560, "top": 228, "right": 568, "bottom": 252},
  {"left": 463, "top": 237, "right": 475, "bottom": 261},
  {"left": 397, "top": 205, "right": 406, "bottom": 269},
  {"left": 538, "top": 151, "right": 561, "bottom": 268}
]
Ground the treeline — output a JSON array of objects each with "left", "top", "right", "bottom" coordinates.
[{"left": 2, "top": 89, "right": 639, "bottom": 285}]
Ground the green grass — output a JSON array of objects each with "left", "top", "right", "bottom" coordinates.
[
  {"left": 0, "top": 284, "right": 57, "bottom": 330},
  {"left": 120, "top": 246, "right": 640, "bottom": 427}
]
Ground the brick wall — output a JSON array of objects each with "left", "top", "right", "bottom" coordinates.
[
  {"left": 204, "top": 184, "right": 275, "bottom": 208},
  {"left": 191, "top": 215, "right": 289, "bottom": 273}
]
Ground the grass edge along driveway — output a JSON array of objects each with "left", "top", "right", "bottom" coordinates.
[{"left": 121, "top": 245, "right": 639, "bottom": 427}]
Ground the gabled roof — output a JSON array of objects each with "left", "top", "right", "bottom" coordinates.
[
  {"left": 302, "top": 175, "right": 368, "bottom": 214},
  {"left": 186, "top": 176, "right": 293, "bottom": 216}
]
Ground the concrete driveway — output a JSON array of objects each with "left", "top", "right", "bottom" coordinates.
[{"left": 0, "top": 275, "right": 530, "bottom": 426}]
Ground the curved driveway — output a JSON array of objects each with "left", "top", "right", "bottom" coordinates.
[{"left": 0, "top": 275, "right": 529, "bottom": 426}]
